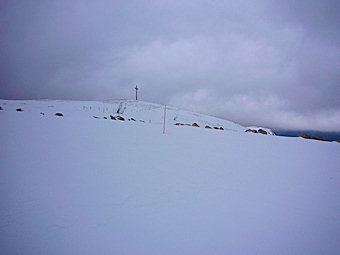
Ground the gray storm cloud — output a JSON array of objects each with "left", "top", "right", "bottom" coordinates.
[{"left": 0, "top": 0, "right": 339, "bottom": 131}]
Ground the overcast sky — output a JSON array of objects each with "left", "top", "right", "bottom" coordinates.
[{"left": 0, "top": 0, "right": 339, "bottom": 131}]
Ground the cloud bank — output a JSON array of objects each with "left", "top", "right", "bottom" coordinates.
[{"left": 0, "top": 0, "right": 339, "bottom": 131}]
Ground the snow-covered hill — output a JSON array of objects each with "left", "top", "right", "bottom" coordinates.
[
  {"left": 1, "top": 99, "right": 339, "bottom": 255},
  {"left": 0, "top": 99, "right": 246, "bottom": 131}
]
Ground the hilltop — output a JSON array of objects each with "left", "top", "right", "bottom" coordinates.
[
  {"left": 0, "top": 99, "right": 246, "bottom": 130},
  {"left": 0, "top": 99, "right": 339, "bottom": 255}
]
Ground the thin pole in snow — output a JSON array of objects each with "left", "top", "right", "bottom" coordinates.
[
  {"left": 135, "top": 85, "right": 138, "bottom": 100},
  {"left": 163, "top": 104, "right": 166, "bottom": 134}
]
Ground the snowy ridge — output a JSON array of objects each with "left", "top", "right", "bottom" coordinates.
[
  {"left": 104, "top": 99, "right": 246, "bottom": 131},
  {"left": 0, "top": 99, "right": 246, "bottom": 131},
  {"left": 1, "top": 99, "right": 339, "bottom": 255}
]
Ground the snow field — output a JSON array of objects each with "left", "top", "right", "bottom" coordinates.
[{"left": 0, "top": 99, "right": 339, "bottom": 254}]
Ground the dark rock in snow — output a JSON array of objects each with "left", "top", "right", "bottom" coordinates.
[
  {"left": 116, "top": 116, "right": 125, "bottom": 121},
  {"left": 245, "top": 129, "right": 257, "bottom": 133},
  {"left": 258, "top": 129, "right": 268, "bottom": 135},
  {"left": 55, "top": 113, "right": 63, "bottom": 117},
  {"left": 16, "top": 108, "right": 23, "bottom": 112},
  {"left": 312, "top": 136, "right": 326, "bottom": 141},
  {"left": 298, "top": 134, "right": 311, "bottom": 139},
  {"left": 192, "top": 123, "right": 200, "bottom": 127},
  {"left": 205, "top": 125, "right": 212, "bottom": 129}
]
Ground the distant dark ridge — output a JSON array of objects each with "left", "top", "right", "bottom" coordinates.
[{"left": 274, "top": 130, "right": 340, "bottom": 142}]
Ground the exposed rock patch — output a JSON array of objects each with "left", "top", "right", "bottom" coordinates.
[
  {"left": 246, "top": 128, "right": 270, "bottom": 135},
  {"left": 246, "top": 127, "right": 274, "bottom": 135},
  {"left": 298, "top": 134, "right": 311, "bottom": 139},
  {"left": 205, "top": 125, "right": 212, "bottom": 129},
  {"left": 116, "top": 116, "right": 125, "bottom": 121},
  {"left": 192, "top": 123, "right": 200, "bottom": 127},
  {"left": 109, "top": 115, "right": 125, "bottom": 121},
  {"left": 16, "top": 108, "right": 23, "bottom": 112},
  {"left": 55, "top": 113, "right": 63, "bottom": 117},
  {"left": 258, "top": 129, "right": 268, "bottom": 135},
  {"left": 312, "top": 136, "right": 326, "bottom": 141}
]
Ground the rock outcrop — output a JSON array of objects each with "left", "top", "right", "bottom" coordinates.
[
  {"left": 298, "top": 134, "right": 311, "bottom": 139},
  {"left": 245, "top": 129, "right": 257, "bottom": 133},
  {"left": 245, "top": 127, "right": 274, "bottom": 135},
  {"left": 116, "top": 116, "right": 125, "bottom": 121},
  {"left": 312, "top": 136, "right": 326, "bottom": 141},
  {"left": 258, "top": 129, "right": 268, "bottom": 135}
]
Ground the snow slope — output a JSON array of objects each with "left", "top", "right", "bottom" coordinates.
[{"left": 1, "top": 99, "right": 339, "bottom": 255}]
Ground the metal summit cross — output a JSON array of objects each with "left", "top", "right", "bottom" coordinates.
[{"left": 135, "top": 85, "right": 138, "bottom": 100}]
